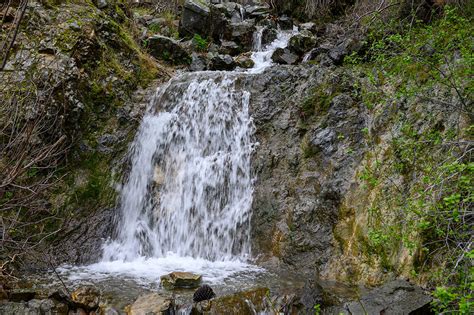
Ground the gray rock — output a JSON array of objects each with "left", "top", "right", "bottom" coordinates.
[
  {"left": 225, "top": 20, "right": 256, "bottom": 52},
  {"left": 261, "top": 27, "right": 277, "bottom": 46},
  {"left": 179, "top": 0, "right": 211, "bottom": 38},
  {"left": 190, "top": 53, "right": 209, "bottom": 71},
  {"left": 345, "top": 280, "right": 432, "bottom": 314},
  {"left": 300, "top": 22, "right": 317, "bottom": 33},
  {"left": 209, "top": 54, "right": 237, "bottom": 71},
  {"left": 245, "top": 5, "right": 270, "bottom": 19},
  {"left": 219, "top": 40, "right": 241, "bottom": 56},
  {"left": 147, "top": 35, "right": 191, "bottom": 65},
  {"left": 310, "top": 128, "right": 336, "bottom": 155},
  {"left": 288, "top": 33, "right": 317, "bottom": 55},
  {"left": 328, "top": 37, "right": 364, "bottom": 65},
  {"left": 71, "top": 286, "right": 100, "bottom": 310},
  {"left": 271, "top": 48, "right": 299, "bottom": 65}
]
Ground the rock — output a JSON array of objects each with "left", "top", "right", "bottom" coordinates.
[
  {"left": 128, "top": 293, "right": 173, "bottom": 315},
  {"left": 147, "top": 35, "right": 191, "bottom": 65},
  {"left": 98, "top": 133, "right": 118, "bottom": 153},
  {"left": 309, "top": 128, "right": 336, "bottom": 155},
  {"left": 0, "top": 7, "right": 16, "bottom": 23},
  {"left": 190, "top": 53, "right": 209, "bottom": 71},
  {"left": 219, "top": 40, "right": 241, "bottom": 56},
  {"left": 200, "top": 287, "right": 270, "bottom": 315},
  {"left": 209, "top": 54, "right": 237, "bottom": 71},
  {"left": 278, "top": 15, "right": 293, "bottom": 30},
  {"left": 245, "top": 5, "right": 270, "bottom": 19},
  {"left": 235, "top": 54, "right": 255, "bottom": 69},
  {"left": 71, "top": 286, "right": 100, "bottom": 310},
  {"left": 179, "top": 0, "right": 211, "bottom": 38},
  {"left": 161, "top": 271, "right": 202, "bottom": 289},
  {"left": 193, "top": 284, "right": 216, "bottom": 303},
  {"left": 96, "top": 0, "right": 107, "bottom": 9},
  {"left": 328, "top": 37, "right": 364, "bottom": 65},
  {"left": 224, "top": 21, "right": 256, "bottom": 52},
  {"left": 271, "top": 48, "right": 299, "bottom": 65},
  {"left": 302, "top": 47, "right": 329, "bottom": 62},
  {"left": 298, "top": 277, "right": 324, "bottom": 314},
  {"left": 261, "top": 27, "right": 277, "bottom": 47},
  {"left": 345, "top": 280, "right": 432, "bottom": 314},
  {"left": 300, "top": 22, "right": 317, "bottom": 33},
  {"left": 288, "top": 33, "right": 317, "bottom": 55}
]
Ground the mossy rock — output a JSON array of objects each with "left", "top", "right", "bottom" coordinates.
[{"left": 160, "top": 272, "right": 202, "bottom": 289}]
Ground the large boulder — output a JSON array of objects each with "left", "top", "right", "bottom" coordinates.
[
  {"left": 209, "top": 54, "right": 237, "bottom": 71},
  {"left": 224, "top": 20, "right": 256, "bottom": 52},
  {"left": 179, "top": 0, "right": 211, "bottom": 38},
  {"left": 190, "top": 53, "right": 209, "bottom": 71},
  {"left": 147, "top": 35, "right": 191, "bottom": 65},
  {"left": 328, "top": 36, "right": 364, "bottom": 65},
  {"left": 344, "top": 280, "right": 432, "bottom": 314},
  {"left": 288, "top": 32, "right": 317, "bottom": 55},
  {"left": 271, "top": 48, "right": 299, "bottom": 65},
  {"left": 160, "top": 272, "right": 202, "bottom": 289},
  {"left": 127, "top": 293, "right": 174, "bottom": 315},
  {"left": 261, "top": 27, "right": 278, "bottom": 47}
]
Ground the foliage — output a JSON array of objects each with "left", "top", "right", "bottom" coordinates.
[
  {"left": 344, "top": 6, "right": 473, "bottom": 313},
  {"left": 192, "top": 34, "right": 208, "bottom": 52}
]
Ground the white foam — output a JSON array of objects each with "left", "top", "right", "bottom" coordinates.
[{"left": 58, "top": 254, "right": 261, "bottom": 285}]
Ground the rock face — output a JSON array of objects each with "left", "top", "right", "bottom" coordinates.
[
  {"left": 147, "top": 35, "right": 191, "bottom": 65},
  {"left": 160, "top": 272, "right": 202, "bottom": 289},
  {"left": 246, "top": 65, "right": 368, "bottom": 274},
  {"left": 179, "top": 0, "right": 211, "bottom": 38},
  {"left": 344, "top": 280, "right": 432, "bottom": 314},
  {"left": 127, "top": 293, "right": 173, "bottom": 315}
]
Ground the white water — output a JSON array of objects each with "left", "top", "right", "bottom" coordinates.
[{"left": 60, "top": 28, "right": 296, "bottom": 283}]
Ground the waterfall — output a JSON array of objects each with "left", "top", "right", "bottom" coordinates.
[
  {"left": 102, "top": 74, "right": 255, "bottom": 262},
  {"left": 61, "top": 27, "right": 298, "bottom": 283}
]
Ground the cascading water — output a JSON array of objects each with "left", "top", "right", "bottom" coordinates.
[
  {"left": 58, "top": 26, "right": 298, "bottom": 283},
  {"left": 102, "top": 74, "right": 255, "bottom": 263}
]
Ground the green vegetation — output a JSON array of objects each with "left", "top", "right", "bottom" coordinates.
[
  {"left": 192, "top": 33, "right": 208, "bottom": 51},
  {"left": 342, "top": 6, "right": 473, "bottom": 313}
]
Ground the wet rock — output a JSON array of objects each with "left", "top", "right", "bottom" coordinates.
[
  {"left": 344, "top": 280, "right": 432, "bottom": 314},
  {"left": 209, "top": 54, "right": 237, "bottom": 71},
  {"left": 235, "top": 54, "right": 255, "bottom": 69},
  {"left": 161, "top": 271, "right": 202, "bottom": 289},
  {"left": 179, "top": 0, "right": 211, "bottom": 38},
  {"left": 193, "top": 287, "right": 269, "bottom": 315},
  {"left": 288, "top": 33, "right": 317, "bottom": 55},
  {"left": 193, "top": 285, "right": 216, "bottom": 303},
  {"left": 278, "top": 15, "right": 293, "bottom": 30},
  {"left": 261, "top": 27, "right": 278, "bottom": 47},
  {"left": 147, "top": 35, "right": 191, "bottom": 65},
  {"left": 271, "top": 48, "right": 299, "bottom": 65},
  {"left": 128, "top": 293, "right": 173, "bottom": 315},
  {"left": 190, "top": 53, "right": 209, "bottom": 71},
  {"left": 71, "top": 286, "right": 100, "bottom": 311}
]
